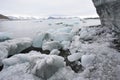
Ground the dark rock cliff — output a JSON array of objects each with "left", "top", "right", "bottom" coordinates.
[{"left": 92, "top": 0, "right": 120, "bottom": 34}]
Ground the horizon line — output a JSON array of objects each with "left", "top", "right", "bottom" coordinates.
[{"left": 6, "top": 14, "right": 99, "bottom": 18}]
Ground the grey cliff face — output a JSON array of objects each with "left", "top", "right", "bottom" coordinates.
[{"left": 92, "top": 0, "right": 120, "bottom": 33}]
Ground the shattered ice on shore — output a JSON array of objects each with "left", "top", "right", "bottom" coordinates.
[{"left": 0, "top": 18, "right": 120, "bottom": 80}]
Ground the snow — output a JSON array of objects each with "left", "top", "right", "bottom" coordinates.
[
  {"left": 115, "top": 65, "right": 120, "bottom": 80},
  {"left": 79, "top": 26, "right": 98, "bottom": 41},
  {"left": 48, "top": 67, "right": 76, "bottom": 80}
]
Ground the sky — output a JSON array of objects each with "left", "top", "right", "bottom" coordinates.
[{"left": 0, "top": 0, "right": 98, "bottom": 18}]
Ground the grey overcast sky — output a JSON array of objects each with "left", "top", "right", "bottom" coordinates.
[{"left": 0, "top": 0, "right": 98, "bottom": 17}]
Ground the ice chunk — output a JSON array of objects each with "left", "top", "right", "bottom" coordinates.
[
  {"left": 47, "top": 27, "right": 72, "bottom": 34},
  {"left": 7, "top": 38, "right": 32, "bottom": 55},
  {"left": 42, "top": 41, "right": 62, "bottom": 51},
  {"left": 61, "top": 41, "right": 70, "bottom": 50},
  {"left": 81, "top": 54, "right": 95, "bottom": 68},
  {"left": 71, "top": 27, "right": 81, "bottom": 35},
  {"left": 50, "top": 49, "right": 60, "bottom": 55},
  {"left": 79, "top": 28, "right": 95, "bottom": 40},
  {"left": 0, "top": 38, "right": 32, "bottom": 59},
  {"left": 3, "top": 54, "right": 30, "bottom": 68},
  {"left": 67, "top": 53, "right": 81, "bottom": 62},
  {"left": 0, "top": 63, "right": 40, "bottom": 80},
  {"left": 55, "top": 27, "right": 72, "bottom": 33},
  {"left": 53, "top": 33, "right": 73, "bottom": 42},
  {"left": 2, "top": 51, "right": 40, "bottom": 68},
  {"left": 69, "top": 36, "right": 82, "bottom": 53},
  {"left": 3, "top": 57, "right": 20, "bottom": 68},
  {"left": 48, "top": 67, "right": 76, "bottom": 80},
  {"left": 32, "top": 32, "right": 51, "bottom": 48},
  {"left": 0, "top": 32, "right": 13, "bottom": 42},
  {"left": 2, "top": 51, "right": 65, "bottom": 79},
  {"left": 0, "top": 47, "right": 8, "bottom": 59},
  {"left": 2, "top": 51, "right": 64, "bottom": 79},
  {"left": 30, "top": 54, "right": 65, "bottom": 79}
]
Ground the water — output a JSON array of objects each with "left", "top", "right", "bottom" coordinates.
[{"left": 0, "top": 18, "right": 100, "bottom": 38}]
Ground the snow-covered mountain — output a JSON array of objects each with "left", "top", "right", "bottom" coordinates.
[{"left": 8, "top": 16, "right": 41, "bottom": 20}]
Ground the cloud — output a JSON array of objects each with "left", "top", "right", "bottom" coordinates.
[{"left": 0, "top": 0, "right": 98, "bottom": 17}]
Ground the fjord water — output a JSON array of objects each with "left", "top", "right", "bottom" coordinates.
[{"left": 0, "top": 18, "right": 100, "bottom": 38}]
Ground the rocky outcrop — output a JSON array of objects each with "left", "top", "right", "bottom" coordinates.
[
  {"left": 92, "top": 0, "right": 120, "bottom": 33},
  {"left": 0, "top": 14, "right": 9, "bottom": 19}
]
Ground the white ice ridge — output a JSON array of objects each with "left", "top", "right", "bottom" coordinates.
[{"left": 0, "top": 38, "right": 32, "bottom": 59}]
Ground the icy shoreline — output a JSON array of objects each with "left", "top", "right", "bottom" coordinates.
[{"left": 0, "top": 19, "right": 120, "bottom": 80}]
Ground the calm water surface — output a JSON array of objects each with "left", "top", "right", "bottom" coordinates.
[{"left": 0, "top": 19, "right": 100, "bottom": 38}]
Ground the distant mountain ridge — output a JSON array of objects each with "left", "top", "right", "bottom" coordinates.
[{"left": 0, "top": 14, "right": 9, "bottom": 19}]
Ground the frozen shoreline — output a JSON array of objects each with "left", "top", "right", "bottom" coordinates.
[{"left": 0, "top": 19, "right": 120, "bottom": 80}]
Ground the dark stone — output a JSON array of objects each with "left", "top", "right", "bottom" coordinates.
[
  {"left": 0, "top": 64, "right": 3, "bottom": 71},
  {"left": 65, "top": 58, "right": 83, "bottom": 73},
  {"left": 20, "top": 46, "right": 50, "bottom": 54}
]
